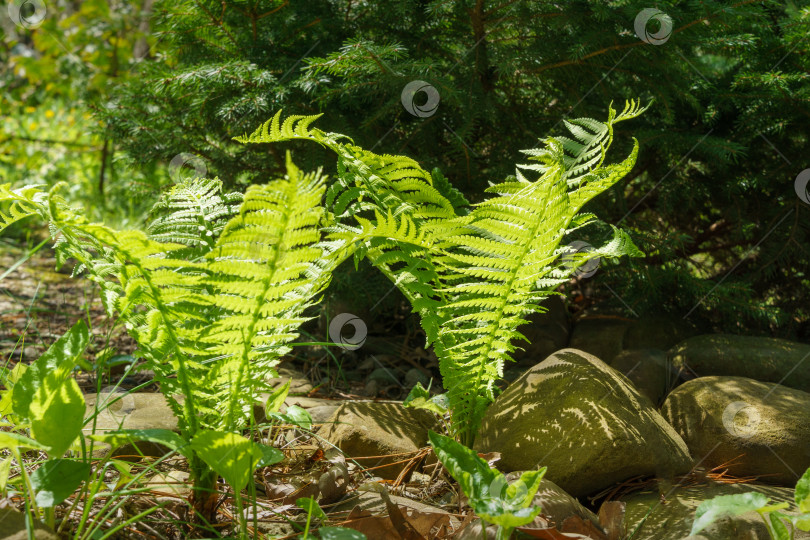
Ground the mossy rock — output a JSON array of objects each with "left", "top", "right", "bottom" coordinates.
[
  {"left": 620, "top": 481, "right": 810, "bottom": 539},
  {"left": 662, "top": 376, "right": 810, "bottom": 486},
  {"left": 609, "top": 349, "right": 677, "bottom": 406},
  {"left": 475, "top": 349, "right": 692, "bottom": 496},
  {"left": 321, "top": 401, "right": 438, "bottom": 480},
  {"left": 670, "top": 334, "right": 810, "bottom": 393}
]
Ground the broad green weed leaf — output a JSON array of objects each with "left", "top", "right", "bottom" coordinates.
[
  {"left": 1, "top": 362, "right": 27, "bottom": 386},
  {"left": 796, "top": 467, "right": 810, "bottom": 513},
  {"left": 12, "top": 320, "right": 89, "bottom": 419},
  {"left": 768, "top": 512, "right": 791, "bottom": 540},
  {"left": 403, "top": 381, "right": 429, "bottom": 405},
  {"left": 428, "top": 431, "right": 543, "bottom": 530},
  {"left": 318, "top": 527, "right": 367, "bottom": 540},
  {"left": 0, "top": 458, "right": 11, "bottom": 490},
  {"left": 0, "top": 363, "right": 27, "bottom": 416},
  {"left": 265, "top": 381, "right": 290, "bottom": 415},
  {"left": 429, "top": 430, "right": 496, "bottom": 497},
  {"left": 30, "top": 458, "right": 91, "bottom": 507},
  {"left": 108, "top": 459, "right": 135, "bottom": 490},
  {"left": 792, "top": 513, "right": 810, "bottom": 532},
  {"left": 30, "top": 377, "right": 84, "bottom": 457},
  {"left": 283, "top": 405, "right": 312, "bottom": 430},
  {"left": 257, "top": 445, "right": 284, "bottom": 468},
  {"left": 90, "top": 429, "right": 190, "bottom": 458},
  {"left": 189, "top": 430, "right": 263, "bottom": 491},
  {"left": 269, "top": 405, "right": 313, "bottom": 429},
  {"left": 297, "top": 496, "right": 327, "bottom": 520},
  {"left": 403, "top": 382, "right": 448, "bottom": 415},
  {"left": 510, "top": 469, "right": 546, "bottom": 508},
  {"left": 0, "top": 431, "right": 47, "bottom": 451},
  {"left": 777, "top": 511, "right": 810, "bottom": 532},
  {"left": 691, "top": 493, "right": 770, "bottom": 535}
]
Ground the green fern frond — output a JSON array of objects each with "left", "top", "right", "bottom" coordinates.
[
  {"left": 432, "top": 102, "right": 646, "bottom": 444},
  {"left": 520, "top": 99, "right": 648, "bottom": 189},
  {"left": 1, "top": 158, "right": 354, "bottom": 437},
  {"left": 436, "top": 162, "right": 570, "bottom": 443},
  {"left": 200, "top": 154, "right": 354, "bottom": 428},
  {"left": 147, "top": 176, "right": 242, "bottom": 257},
  {"left": 0, "top": 184, "right": 47, "bottom": 232},
  {"left": 239, "top": 111, "right": 458, "bottom": 344}
]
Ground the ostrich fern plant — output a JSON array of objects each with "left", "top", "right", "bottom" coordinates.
[
  {"left": 237, "top": 101, "right": 647, "bottom": 446},
  {"left": 0, "top": 156, "right": 355, "bottom": 523},
  {"left": 0, "top": 102, "right": 647, "bottom": 517}
]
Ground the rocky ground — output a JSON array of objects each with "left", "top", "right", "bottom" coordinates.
[{"left": 2, "top": 247, "right": 810, "bottom": 539}]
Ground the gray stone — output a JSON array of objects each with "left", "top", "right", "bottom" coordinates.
[
  {"left": 321, "top": 402, "right": 438, "bottom": 480},
  {"left": 146, "top": 469, "right": 191, "bottom": 508},
  {"left": 0, "top": 508, "right": 57, "bottom": 540},
  {"left": 280, "top": 396, "right": 341, "bottom": 425},
  {"left": 609, "top": 349, "right": 677, "bottom": 406},
  {"left": 662, "top": 376, "right": 810, "bottom": 486},
  {"left": 475, "top": 349, "right": 692, "bottom": 496},
  {"left": 84, "top": 392, "right": 178, "bottom": 432},
  {"left": 570, "top": 315, "right": 697, "bottom": 365},
  {"left": 308, "top": 405, "right": 341, "bottom": 424},
  {"left": 368, "top": 367, "right": 401, "bottom": 385},
  {"left": 269, "top": 363, "right": 314, "bottom": 394},
  {"left": 621, "top": 481, "right": 810, "bottom": 539},
  {"left": 622, "top": 315, "right": 698, "bottom": 351},
  {"left": 670, "top": 334, "right": 810, "bottom": 393},
  {"left": 84, "top": 392, "right": 179, "bottom": 458},
  {"left": 405, "top": 368, "right": 431, "bottom": 388},
  {"left": 362, "top": 379, "right": 380, "bottom": 397}
]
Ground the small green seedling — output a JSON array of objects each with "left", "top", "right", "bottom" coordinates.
[
  {"left": 428, "top": 431, "right": 545, "bottom": 540},
  {"left": 265, "top": 381, "right": 314, "bottom": 430},
  {"left": 691, "top": 467, "right": 810, "bottom": 539},
  {"left": 403, "top": 381, "right": 449, "bottom": 417}
]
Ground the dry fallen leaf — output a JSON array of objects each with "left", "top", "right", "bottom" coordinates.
[{"left": 597, "top": 501, "right": 625, "bottom": 540}]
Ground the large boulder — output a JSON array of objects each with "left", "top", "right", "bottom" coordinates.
[
  {"left": 84, "top": 392, "right": 179, "bottom": 458},
  {"left": 84, "top": 392, "right": 178, "bottom": 432},
  {"left": 670, "top": 334, "right": 810, "bottom": 393},
  {"left": 662, "top": 376, "right": 810, "bottom": 486},
  {"left": 475, "top": 349, "right": 692, "bottom": 496},
  {"left": 570, "top": 315, "right": 697, "bottom": 364},
  {"left": 321, "top": 402, "right": 438, "bottom": 480},
  {"left": 620, "top": 481, "right": 810, "bottom": 539},
  {"left": 609, "top": 349, "right": 677, "bottom": 406}
]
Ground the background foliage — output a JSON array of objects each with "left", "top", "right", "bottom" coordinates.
[{"left": 2, "top": 0, "right": 808, "bottom": 338}]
